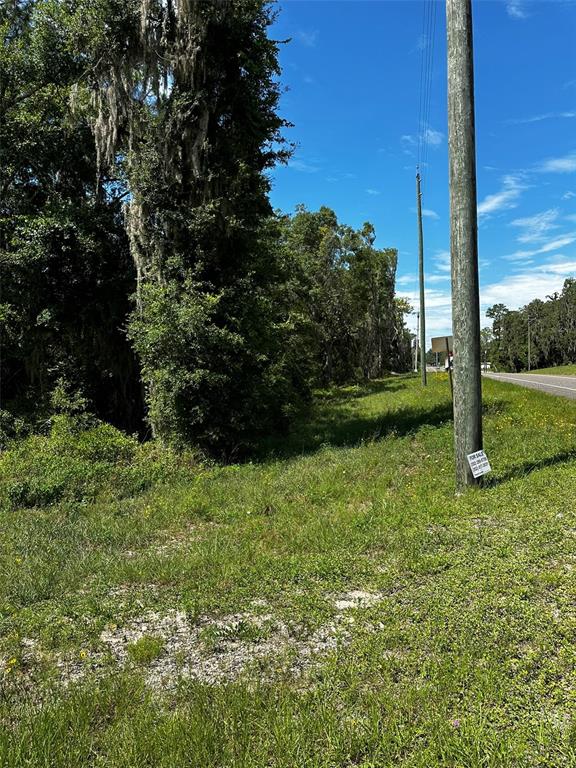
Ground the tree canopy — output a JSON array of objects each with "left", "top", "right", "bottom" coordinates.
[{"left": 1, "top": 0, "right": 413, "bottom": 454}]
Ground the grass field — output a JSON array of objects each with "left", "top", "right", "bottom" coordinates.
[
  {"left": 527, "top": 365, "right": 576, "bottom": 376},
  {"left": 2, "top": 375, "right": 576, "bottom": 767}
]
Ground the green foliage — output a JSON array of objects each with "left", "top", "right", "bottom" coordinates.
[
  {"left": 126, "top": 636, "right": 164, "bottom": 665},
  {"left": 1, "top": 1, "right": 410, "bottom": 458},
  {"left": 486, "top": 279, "right": 576, "bottom": 371},
  {"left": 0, "top": 415, "right": 185, "bottom": 511},
  {"left": 279, "top": 206, "right": 412, "bottom": 386},
  {"left": 0, "top": 0, "right": 142, "bottom": 432},
  {"left": 2, "top": 377, "right": 576, "bottom": 765}
]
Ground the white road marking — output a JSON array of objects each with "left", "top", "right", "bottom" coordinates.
[
  {"left": 486, "top": 374, "right": 576, "bottom": 393},
  {"left": 515, "top": 374, "right": 576, "bottom": 381}
]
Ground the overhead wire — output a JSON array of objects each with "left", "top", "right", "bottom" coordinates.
[
  {"left": 416, "top": 0, "right": 429, "bottom": 172},
  {"left": 416, "top": 0, "right": 438, "bottom": 190},
  {"left": 421, "top": 0, "right": 438, "bottom": 189}
]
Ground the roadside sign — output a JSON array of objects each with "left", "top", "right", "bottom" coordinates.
[
  {"left": 466, "top": 450, "right": 491, "bottom": 479},
  {"left": 431, "top": 335, "right": 453, "bottom": 353}
]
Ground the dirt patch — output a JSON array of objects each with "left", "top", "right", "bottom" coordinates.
[
  {"left": 54, "top": 589, "right": 390, "bottom": 690},
  {"left": 331, "top": 590, "right": 385, "bottom": 611}
]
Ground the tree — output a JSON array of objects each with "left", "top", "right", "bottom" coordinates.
[
  {"left": 278, "top": 206, "right": 410, "bottom": 385},
  {"left": 486, "top": 281, "right": 576, "bottom": 372},
  {"left": 69, "top": 0, "right": 303, "bottom": 454},
  {"left": 0, "top": 0, "right": 142, "bottom": 432}
]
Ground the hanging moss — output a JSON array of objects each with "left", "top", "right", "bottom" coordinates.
[{"left": 83, "top": 1, "right": 299, "bottom": 452}]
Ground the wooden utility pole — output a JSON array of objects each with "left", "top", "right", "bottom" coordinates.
[
  {"left": 447, "top": 0, "right": 482, "bottom": 490},
  {"left": 414, "top": 311, "right": 420, "bottom": 373},
  {"left": 527, "top": 317, "right": 531, "bottom": 371},
  {"left": 416, "top": 172, "right": 427, "bottom": 385}
]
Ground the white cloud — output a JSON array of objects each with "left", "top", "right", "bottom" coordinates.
[
  {"left": 505, "top": 111, "right": 576, "bottom": 125},
  {"left": 537, "top": 151, "right": 576, "bottom": 174},
  {"left": 506, "top": 1, "right": 528, "bottom": 19},
  {"left": 481, "top": 258, "right": 576, "bottom": 316},
  {"left": 404, "top": 286, "right": 453, "bottom": 341},
  {"left": 434, "top": 250, "right": 451, "bottom": 273},
  {"left": 562, "top": 191, "right": 576, "bottom": 200},
  {"left": 400, "top": 127, "right": 444, "bottom": 152},
  {"left": 422, "top": 208, "right": 439, "bottom": 220},
  {"left": 477, "top": 175, "right": 525, "bottom": 217},
  {"left": 366, "top": 188, "right": 381, "bottom": 196},
  {"left": 536, "top": 235, "right": 576, "bottom": 253},
  {"left": 503, "top": 233, "right": 576, "bottom": 261},
  {"left": 296, "top": 30, "right": 318, "bottom": 47},
  {"left": 414, "top": 34, "right": 427, "bottom": 52},
  {"left": 423, "top": 128, "right": 444, "bottom": 147},
  {"left": 510, "top": 208, "right": 560, "bottom": 243},
  {"left": 288, "top": 158, "right": 320, "bottom": 174},
  {"left": 405, "top": 256, "right": 576, "bottom": 343}
]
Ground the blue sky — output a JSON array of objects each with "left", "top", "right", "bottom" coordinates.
[{"left": 268, "top": 0, "right": 576, "bottom": 344}]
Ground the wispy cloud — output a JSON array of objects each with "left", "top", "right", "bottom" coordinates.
[
  {"left": 510, "top": 208, "right": 560, "bottom": 243},
  {"left": 288, "top": 157, "right": 320, "bottom": 174},
  {"left": 434, "top": 250, "right": 451, "bottom": 273},
  {"left": 422, "top": 208, "right": 439, "bottom": 220},
  {"left": 562, "top": 191, "right": 576, "bottom": 200},
  {"left": 366, "top": 189, "right": 381, "bottom": 196},
  {"left": 503, "top": 233, "right": 576, "bottom": 261},
  {"left": 400, "top": 126, "right": 444, "bottom": 156},
  {"left": 477, "top": 175, "right": 526, "bottom": 217},
  {"left": 423, "top": 128, "right": 444, "bottom": 147},
  {"left": 506, "top": 0, "right": 528, "bottom": 19},
  {"left": 296, "top": 30, "right": 318, "bottom": 47},
  {"left": 413, "top": 34, "right": 427, "bottom": 53},
  {"left": 505, "top": 111, "right": 576, "bottom": 125},
  {"left": 566, "top": 214, "right": 576, "bottom": 223},
  {"left": 537, "top": 151, "right": 576, "bottom": 174}
]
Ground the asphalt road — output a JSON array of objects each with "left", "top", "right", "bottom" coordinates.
[{"left": 483, "top": 372, "right": 576, "bottom": 400}]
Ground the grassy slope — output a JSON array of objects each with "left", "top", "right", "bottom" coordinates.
[
  {"left": 527, "top": 364, "right": 576, "bottom": 376},
  {"left": 2, "top": 375, "right": 576, "bottom": 767}
]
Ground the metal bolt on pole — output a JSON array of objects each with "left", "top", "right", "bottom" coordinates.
[{"left": 447, "top": 0, "right": 483, "bottom": 490}]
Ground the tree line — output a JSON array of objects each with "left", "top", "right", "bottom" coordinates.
[
  {"left": 484, "top": 279, "right": 576, "bottom": 372},
  {"left": 1, "top": 0, "right": 412, "bottom": 456}
]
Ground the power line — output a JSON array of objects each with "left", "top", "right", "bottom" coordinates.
[{"left": 421, "top": 0, "right": 438, "bottom": 187}]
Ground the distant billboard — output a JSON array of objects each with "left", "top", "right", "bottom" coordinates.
[{"left": 431, "top": 335, "right": 453, "bottom": 353}]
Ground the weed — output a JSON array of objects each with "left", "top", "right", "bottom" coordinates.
[{"left": 126, "top": 636, "right": 165, "bottom": 665}]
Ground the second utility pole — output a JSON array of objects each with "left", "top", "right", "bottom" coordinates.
[
  {"left": 447, "top": 0, "right": 483, "bottom": 490},
  {"left": 416, "top": 171, "right": 427, "bottom": 386}
]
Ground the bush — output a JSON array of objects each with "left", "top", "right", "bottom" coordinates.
[{"left": 0, "top": 415, "right": 193, "bottom": 511}]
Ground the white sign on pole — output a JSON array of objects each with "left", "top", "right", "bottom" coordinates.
[{"left": 466, "top": 450, "right": 491, "bottom": 479}]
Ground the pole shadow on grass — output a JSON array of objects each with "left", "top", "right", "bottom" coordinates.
[
  {"left": 485, "top": 449, "right": 576, "bottom": 488},
  {"left": 259, "top": 392, "right": 456, "bottom": 462},
  {"left": 313, "top": 376, "right": 416, "bottom": 405},
  {"left": 257, "top": 381, "right": 511, "bottom": 463}
]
